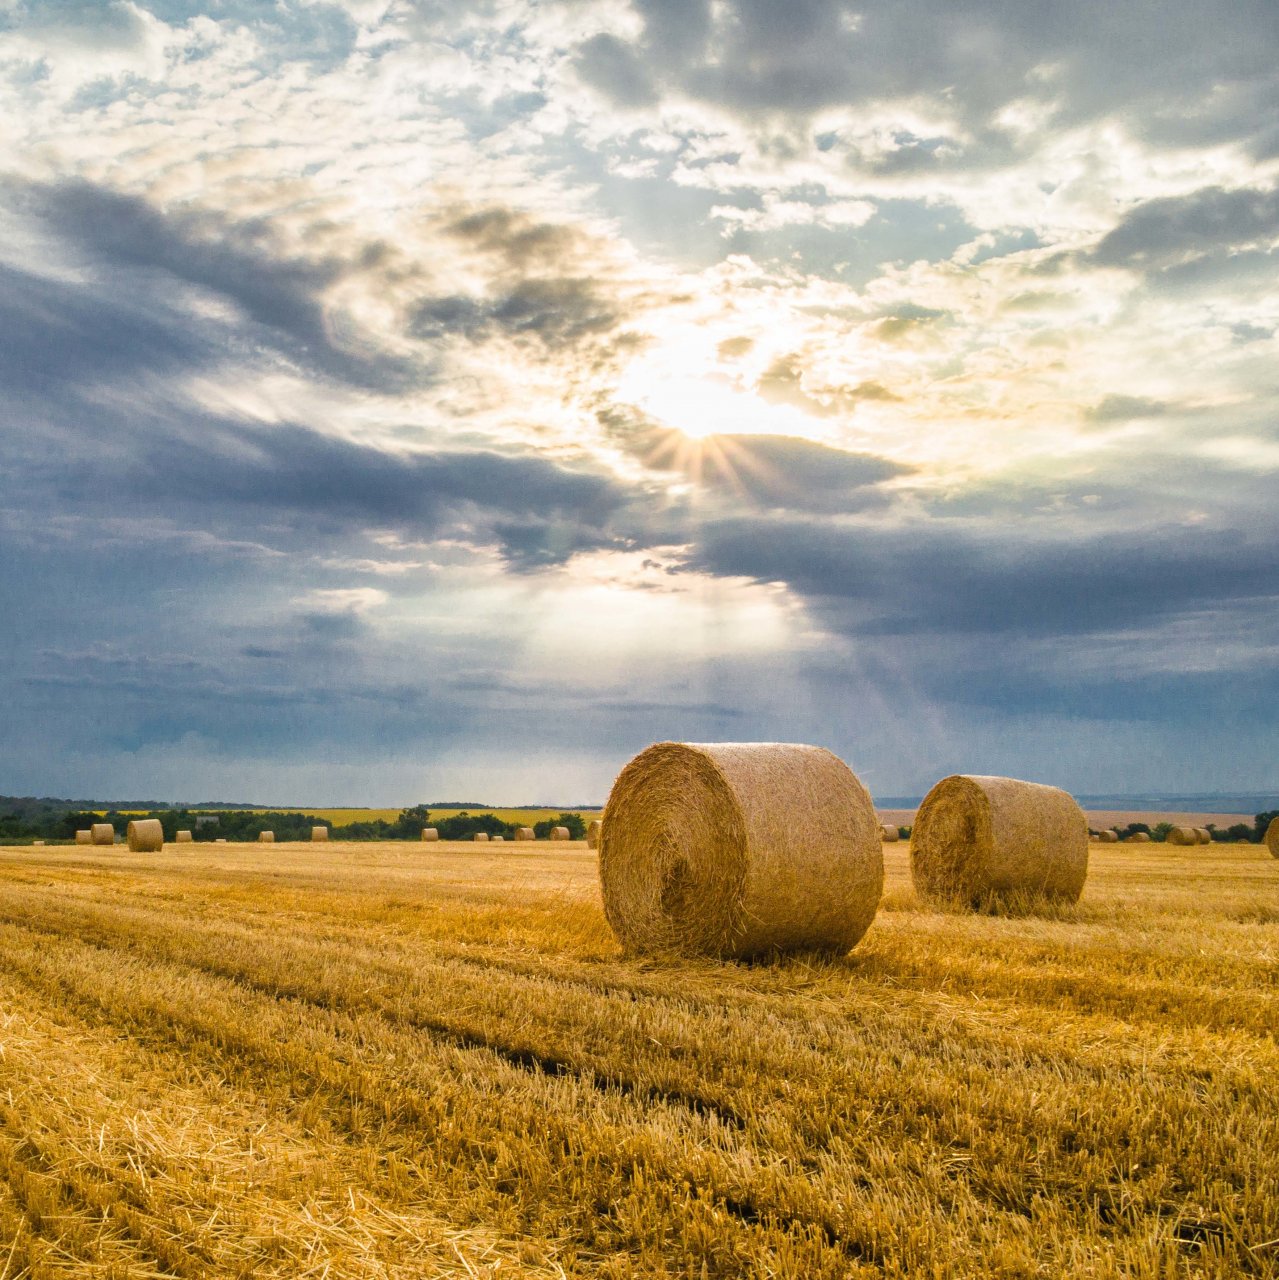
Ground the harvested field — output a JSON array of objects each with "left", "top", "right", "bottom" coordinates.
[{"left": 0, "top": 837, "right": 1275, "bottom": 1278}]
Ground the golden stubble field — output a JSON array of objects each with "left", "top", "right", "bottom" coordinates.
[{"left": 0, "top": 838, "right": 1275, "bottom": 1279}]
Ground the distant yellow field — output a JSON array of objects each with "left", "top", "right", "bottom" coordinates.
[{"left": 106, "top": 807, "right": 603, "bottom": 825}]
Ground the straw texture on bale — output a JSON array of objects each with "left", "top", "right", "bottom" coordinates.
[
  {"left": 258, "top": 831, "right": 275, "bottom": 843},
  {"left": 422, "top": 828, "right": 439, "bottom": 841},
  {"left": 176, "top": 830, "right": 193, "bottom": 843},
  {"left": 492, "top": 835, "right": 505, "bottom": 842},
  {"left": 311, "top": 827, "right": 328, "bottom": 842},
  {"left": 1167, "top": 826, "right": 1197, "bottom": 846},
  {"left": 587, "top": 819, "right": 601, "bottom": 849},
  {"left": 1266, "top": 817, "right": 1279, "bottom": 859},
  {"left": 75, "top": 829, "right": 91, "bottom": 845},
  {"left": 91, "top": 823, "right": 115, "bottom": 846},
  {"left": 911, "top": 775, "right": 1088, "bottom": 908},
  {"left": 879, "top": 824, "right": 900, "bottom": 843},
  {"left": 1127, "top": 831, "right": 1151, "bottom": 843},
  {"left": 1194, "top": 827, "right": 1212, "bottom": 844},
  {"left": 599, "top": 741, "right": 883, "bottom": 959},
  {"left": 475, "top": 832, "right": 490, "bottom": 842},
  {"left": 1098, "top": 829, "right": 1119, "bottom": 843},
  {"left": 515, "top": 827, "right": 535, "bottom": 841},
  {"left": 550, "top": 826, "right": 570, "bottom": 841},
  {"left": 126, "top": 819, "right": 164, "bottom": 853}
]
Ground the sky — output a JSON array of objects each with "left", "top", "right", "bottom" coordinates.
[{"left": 1, "top": 0, "right": 1277, "bottom": 805}]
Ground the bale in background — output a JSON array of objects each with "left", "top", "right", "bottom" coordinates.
[
  {"left": 126, "top": 819, "right": 164, "bottom": 853},
  {"left": 879, "top": 824, "right": 900, "bottom": 843},
  {"left": 75, "top": 829, "right": 91, "bottom": 845},
  {"left": 587, "top": 820, "right": 602, "bottom": 849},
  {"left": 515, "top": 827, "right": 535, "bottom": 841},
  {"left": 1266, "top": 817, "right": 1279, "bottom": 858},
  {"left": 258, "top": 831, "right": 275, "bottom": 843},
  {"left": 1126, "top": 832, "right": 1151, "bottom": 843},
  {"left": 311, "top": 827, "right": 329, "bottom": 842},
  {"left": 550, "top": 825, "right": 570, "bottom": 841},
  {"left": 475, "top": 832, "right": 490, "bottom": 842},
  {"left": 492, "top": 835, "right": 505, "bottom": 842},
  {"left": 599, "top": 741, "right": 882, "bottom": 959},
  {"left": 33, "top": 840, "right": 44, "bottom": 846},
  {"left": 1098, "top": 830, "right": 1119, "bottom": 843},
  {"left": 176, "top": 830, "right": 194, "bottom": 843},
  {"left": 422, "top": 828, "right": 439, "bottom": 842},
  {"left": 911, "top": 775, "right": 1088, "bottom": 908},
  {"left": 1167, "top": 826, "right": 1197, "bottom": 846},
  {"left": 215, "top": 838, "right": 228, "bottom": 844},
  {"left": 91, "top": 823, "right": 115, "bottom": 846},
  {"left": 1194, "top": 827, "right": 1212, "bottom": 844}
]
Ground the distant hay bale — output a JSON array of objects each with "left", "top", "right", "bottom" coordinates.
[
  {"left": 422, "top": 828, "right": 439, "bottom": 841},
  {"left": 176, "top": 830, "right": 193, "bottom": 843},
  {"left": 1098, "top": 830, "right": 1119, "bottom": 843},
  {"left": 492, "top": 834, "right": 505, "bottom": 842},
  {"left": 311, "top": 827, "right": 328, "bottom": 842},
  {"left": 1167, "top": 826, "right": 1197, "bottom": 846},
  {"left": 258, "top": 831, "right": 275, "bottom": 843},
  {"left": 879, "top": 824, "right": 900, "bottom": 843},
  {"left": 515, "top": 827, "right": 535, "bottom": 841},
  {"left": 1127, "top": 831, "right": 1151, "bottom": 843},
  {"left": 550, "top": 826, "right": 570, "bottom": 841},
  {"left": 75, "top": 829, "right": 91, "bottom": 845},
  {"left": 475, "top": 832, "right": 490, "bottom": 842},
  {"left": 90, "top": 823, "right": 115, "bottom": 846},
  {"left": 911, "top": 775, "right": 1088, "bottom": 908},
  {"left": 215, "top": 838, "right": 228, "bottom": 844},
  {"left": 126, "top": 819, "right": 164, "bottom": 853},
  {"left": 1266, "top": 817, "right": 1279, "bottom": 859},
  {"left": 1194, "top": 827, "right": 1211, "bottom": 844},
  {"left": 599, "top": 741, "right": 882, "bottom": 959},
  {"left": 33, "top": 840, "right": 44, "bottom": 846},
  {"left": 587, "top": 819, "right": 602, "bottom": 849}
]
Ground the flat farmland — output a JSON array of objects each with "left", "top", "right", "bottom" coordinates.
[{"left": 0, "top": 839, "right": 1275, "bottom": 1278}]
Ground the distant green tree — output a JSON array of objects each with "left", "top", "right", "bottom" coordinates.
[
  {"left": 1151, "top": 822, "right": 1174, "bottom": 842},
  {"left": 1253, "top": 811, "right": 1278, "bottom": 843}
]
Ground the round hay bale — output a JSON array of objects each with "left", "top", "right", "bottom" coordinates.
[
  {"left": 126, "top": 819, "right": 164, "bottom": 853},
  {"left": 599, "top": 741, "right": 882, "bottom": 959},
  {"left": 1194, "top": 827, "right": 1212, "bottom": 844},
  {"left": 422, "top": 827, "right": 439, "bottom": 842},
  {"left": 911, "top": 775, "right": 1088, "bottom": 908},
  {"left": 550, "top": 825, "right": 570, "bottom": 841},
  {"left": 587, "top": 819, "right": 602, "bottom": 849},
  {"left": 1167, "top": 826, "right": 1197, "bottom": 846},
  {"left": 258, "top": 831, "right": 275, "bottom": 843},
  {"left": 879, "top": 823, "right": 900, "bottom": 843},
  {"left": 75, "top": 829, "right": 92, "bottom": 845},
  {"left": 474, "top": 832, "right": 489, "bottom": 842},
  {"left": 32, "top": 840, "right": 44, "bottom": 846},
  {"left": 175, "top": 830, "right": 194, "bottom": 843},
  {"left": 1266, "top": 817, "right": 1279, "bottom": 859},
  {"left": 90, "top": 823, "right": 115, "bottom": 846},
  {"left": 1098, "top": 829, "right": 1119, "bottom": 843},
  {"left": 1126, "top": 831, "right": 1151, "bottom": 843},
  {"left": 492, "top": 834, "right": 505, "bottom": 842},
  {"left": 515, "top": 827, "right": 535, "bottom": 841},
  {"left": 215, "top": 838, "right": 228, "bottom": 844},
  {"left": 311, "top": 827, "right": 329, "bottom": 842}
]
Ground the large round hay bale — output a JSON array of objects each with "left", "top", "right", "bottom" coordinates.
[
  {"left": 1194, "top": 827, "right": 1211, "bottom": 844},
  {"left": 515, "top": 827, "right": 535, "bottom": 841},
  {"left": 599, "top": 741, "right": 882, "bottom": 959},
  {"left": 422, "top": 827, "right": 439, "bottom": 842},
  {"left": 911, "top": 775, "right": 1088, "bottom": 908},
  {"left": 258, "top": 831, "right": 275, "bottom": 843},
  {"left": 75, "top": 829, "right": 91, "bottom": 845},
  {"left": 474, "top": 832, "right": 490, "bottom": 842},
  {"left": 879, "top": 823, "right": 900, "bottom": 843},
  {"left": 1167, "top": 826, "right": 1197, "bottom": 846},
  {"left": 1126, "top": 831, "right": 1151, "bottom": 843},
  {"left": 90, "top": 823, "right": 115, "bottom": 846},
  {"left": 1098, "top": 829, "right": 1119, "bottom": 843},
  {"left": 587, "top": 819, "right": 602, "bottom": 849},
  {"left": 1266, "top": 817, "right": 1279, "bottom": 858},
  {"left": 176, "top": 830, "right": 194, "bottom": 843},
  {"left": 311, "top": 827, "right": 328, "bottom": 842},
  {"left": 550, "top": 825, "right": 570, "bottom": 841},
  {"left": 126, "top": 819, "right": 164, "bottom": 853}
]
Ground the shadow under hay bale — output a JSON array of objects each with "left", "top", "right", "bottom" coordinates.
[
  {"left": 126, "top": 819, "right": 163, "bottom": 853},
  {"left": 911, "top": 774, "right": 1088, "bottom": 912},
  {"left": 599, "top": 741, "right": 883, "bottom": 960}
]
